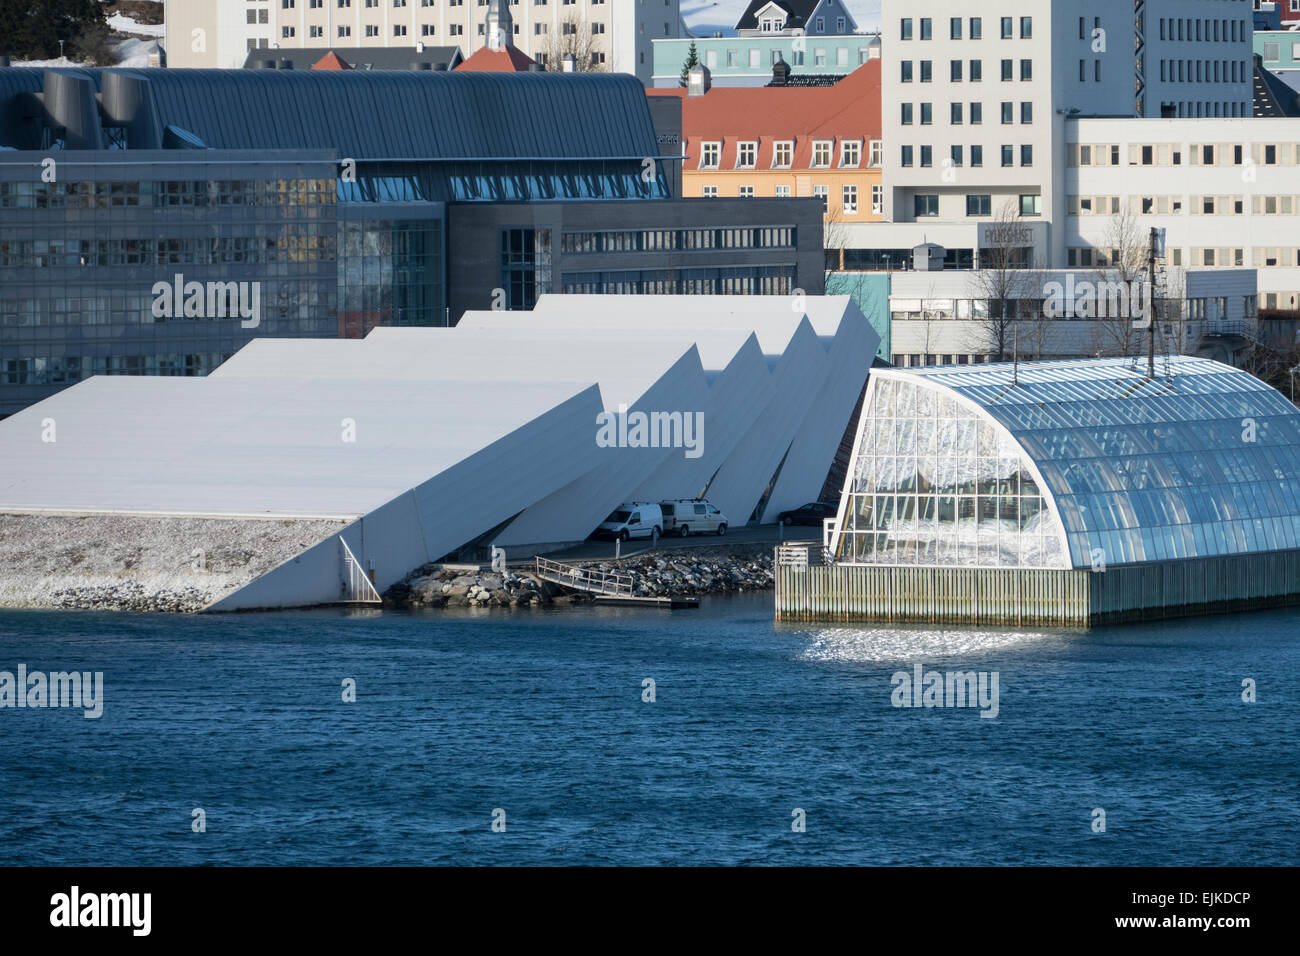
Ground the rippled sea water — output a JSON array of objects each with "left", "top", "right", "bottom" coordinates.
[{"left": 0, "top": 594, "right": 1295, "bottom": 865}]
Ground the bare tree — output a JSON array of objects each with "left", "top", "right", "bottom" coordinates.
[
  {"left": 1089, "top": 206, "right": 1152, "bottom": 357},
  {"left": 545, "top": 14, "right": 608, "bottom": 72},
  {"left": 966, "top": 200, "right": 1043, "bottom": 361}
]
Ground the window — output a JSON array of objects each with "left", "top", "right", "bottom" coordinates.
[
  {"left": 950, "top": 17, "right": 962, "bottom": 40},
  {"left": 951, "top": 60, "right": 963, "bottom": 81},
  {"left": 1001, "top": 17, "right": 1012, "bottom": 39},
  {"left": 970, "top": 60, "right": 982, "bottom": 82},
  {"left": 1020, "top": 144, "right": 1033, "bottom": 166},
  {"left": 1020, "top": 194, "right": 1041, "bottom": 216},
  {"left": 869, "top": 140, "right": 882, "bottom": 167},
  {"left": 813, "top": 184, "right": 829, "bottom": 209},
  {"left": 700, "top": 142, "right": 720, "bottom": 169},
  {"left": 1001, "top": 102, "right": 1013, "bottom": 125},
  {"left": 950, "top": 145, "right": 963, "bottom": 166},
  {"left": 966, "top": 194, "right": 991, "bottom": 216},
  {"left": 872, "top": 184, "right": 883, "bottom": 214},
  {"left": 843, "top": 184, "right": 858, "bottom": 214},
  {"left": 901, "top": 61, "right": 913, "bottom": 82},
  {"left": 920, "top": 145, "right": 932, "bottom": 167},
  {"left": 841, "top": 140, "right": 861, "bottom": 168},
  {"left": 951, "top": 102, "right": 963, "bottom": 124},
  {"left": 920, "top": 103, "right": 932, "bottom": 125},
  {"left": 736, "top": 141, "right": 756, "bottom": 168},
  {"left": 970, "top": 145, "right": 983, "bottom": 167},
  {"left": 900, "top": 18, "right": 913, "bottom": 41},
  {"left": 970, "top": 18, "right": 981, "bottom": 40},
  {"left": 1001, "top": 59, "right": 1013, "bottom": 81},
  {"left": 1020, "top": 17, "right": 1032, "bottom": 39},
  {"left": 812, "top": 141, "right": 833, "bottom": 167},
  {"left": 739, "top": 185, "right": 754, "bottom": 198},
  {"left": 772, "top": 141, "right": 793, "bottom": 168},
  {"left": 775, "top": 184, "right": 791, "bottom": 198},
  {"left": 970, "top": 102, "right": 982, "bottom": 124},
  {"left": 702, "top": 185, "right": 717, "bottom": 198},
  {"left": 920, "top": 18, "right": 932, "bottom": 40},
  {"left": 914, "top": 194, "right": 939, "bottom": 217},
  {"left": 1020, "top": 59, "right": 1032, "bottom": 81},
  {"left": 1001, "top": 145, "right": 1014, "bottom": 167},
  {"left": 1020, "top": 102, "right": 1032, "bottom": 124},
  {"left": 920, "top": 60, "right": 932, "bottom": 82},
  {"left": 901, "top": 145, "right": 914, "bottom": 167}
]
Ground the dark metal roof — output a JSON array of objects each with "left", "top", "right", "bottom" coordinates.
[
  {"left": 1254, "top": 55, "right": 1300, "bottom": 117},
  {"left": 735, "top": 0, "right": 819, "bottom": 31},
  {"left": 0, "top": 67, "right": 662, "bottom": 160},
  {"left": 240, "top": 46, "right": 463, "bottom": 72}
]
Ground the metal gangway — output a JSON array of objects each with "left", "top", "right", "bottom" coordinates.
[{"left": 534, "top": 556, "right": 636, "bottom": 598}]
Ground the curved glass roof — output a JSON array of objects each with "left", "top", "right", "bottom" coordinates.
[{"left": 835, "top": 356, "right": 1300, "bottom": 569}]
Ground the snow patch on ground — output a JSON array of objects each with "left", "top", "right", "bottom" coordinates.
[
  {"left": 0, "top": 514, "right": 349, "bottom": 612},
  {"left": 106, "top": 13, "right": 165, "bottom": 38}
]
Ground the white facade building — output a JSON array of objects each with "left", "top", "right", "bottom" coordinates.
[
  {"left": 164, "top": 0, "right": 682, "bottom": 83},
  {"left": 876, "top": 0, "right": 1254, "bottom": 260}
]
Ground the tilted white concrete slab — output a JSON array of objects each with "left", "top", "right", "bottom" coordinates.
[{"left": 519, "top": 294, "right": 879, "bottom": 522}]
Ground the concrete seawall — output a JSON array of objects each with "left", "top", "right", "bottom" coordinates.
[{"left": 0, "top": 513, "right": 349, "bottom": 612}]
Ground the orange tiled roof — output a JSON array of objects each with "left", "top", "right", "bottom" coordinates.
[
  {"left": 454, "top": 45, "right": 537, "bottom": 72},
  {"left": 310, "top": 51, "right": 353, "bottom": 71},
  {"left": 648, "top": 61, "right": 881, "bottom": 171}
]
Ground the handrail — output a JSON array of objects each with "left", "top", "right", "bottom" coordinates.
[
  {"left": 534, "top": 556, "right": 636, "bottom": 597},
  {"left": 339, "top": 536, "right": 382, "bottom": 604}
]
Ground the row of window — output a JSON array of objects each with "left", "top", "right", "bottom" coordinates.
[
  {"left": 901, "top": 101, "right": 1032, "bottom": 125},
  {"left": 901, "top": 57, "right": 1033, "bottom": 83},
  {"left": 0, "top": 179, "right": 334, "bottom": 210},
  {"left": 560, "top": 227, "right": 797, "bottom": 255},
  {"left": 706, "top": 46, "right": 875, "bottom": 70},
  {"left": 696, "top": 183, "right": 880, "bottom": 215},
  {"left": 900, "top": 16, "right": 1030, "bottom": 42},
  {"left": 1070, "top": 142, "right": 1300, "bottom": 167},
  {"left": 899, "top": 144, "right": 1034, "bottom": 171},
  {"left": 561, "top": 265, "right": 796, "bottom": 296},
  {"left": 2, "top": 353, "right": 231, "bottom": 386},
  {"left": 1068, "top": 194, "right": 1300, "bottom": 217},
  {"left": 0, "top": 235, "right": 333, "bottom": 269},
  {"left": 1157, "top": 16, "right": 1249, "bottom": 45},
  {"left": 1066, "top": 246, "right": 1300, "bottom": 270},
  {"left": 696, "top": 139, "right": 879, "bottom": 170},
  {"left": 1156, "top": 58, "right": 1249, "bottom": 86},
  {"left": 908, "top": 193, "right": 1040, "bottom": 218}
]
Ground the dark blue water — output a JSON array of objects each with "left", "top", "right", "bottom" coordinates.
[{"left": 0, "top": 594, "right": 1295, "bottom": 865}]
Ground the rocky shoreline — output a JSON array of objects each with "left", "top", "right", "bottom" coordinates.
[{"left": 384, "top": 545, "right": 776, "bottom": 610}]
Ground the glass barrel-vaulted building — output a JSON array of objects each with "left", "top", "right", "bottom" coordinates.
[{"left": 776, "top": 356, "right": 1300, "bottom": 625}]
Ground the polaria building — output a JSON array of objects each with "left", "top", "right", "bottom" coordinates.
[{"left": 778, "top": 355, "right": 1300, "bottom": 625}]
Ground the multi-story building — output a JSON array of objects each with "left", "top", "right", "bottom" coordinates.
[
  {"left": 1253, "top": 0, "right": 1300, "bottom": 26},
  {"left": 164, "top": 0, "right": 683, "bottom": 84},
  {"left": 649, "top": 59, "right": 882, "bottom": 229},
  {"left": 651, "top": 32, "right": 879, "bottom": 87},
  {"left": 879, "top": 0, "right": 1254, "bottom": 244},
  {"left": 0, "top": 65, "right": 822, "bottom": 416},
  {"left": 734, "top": 0, "right": 859, "bottom": 38},
  {"left": 1256, "top": 29, "right": 1300, "bottom": 93}
]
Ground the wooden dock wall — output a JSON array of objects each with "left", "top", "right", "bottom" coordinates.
[{"left": 775, "top": 551, "right": 1300, "bottom": 626}]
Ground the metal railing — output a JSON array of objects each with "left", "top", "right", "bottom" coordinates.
[
  {"left": 534, "top": 556, "right": 636, "bottom": 597},
  {"left": 339, "top": 537, "right": 382, "bottom": 604}
]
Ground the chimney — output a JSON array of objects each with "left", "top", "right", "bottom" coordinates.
[
  {"left": 771, "top": 57, "right": 790, "bottom": 86},
  {"left": 688, "top": 63, "right": 711, "bottom": 96},
  {"left": 411, "top": 62, "right": 432, "bottom": 70},
  {"left": 562, "top": 54, "right": 576, "bottom": 73},
  {"left": 416, "top": 41, "right": 426, "bottom": 53},
  {"left": 278, "top": 58, "right": 293, "bottom": 70}
]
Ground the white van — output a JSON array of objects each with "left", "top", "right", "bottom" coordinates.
[
  {"left": 660, "top": 499, "right": 728, "bottom": 537},
  {"left": 594, "top": 502, "right": 663, "bottom": 541}
]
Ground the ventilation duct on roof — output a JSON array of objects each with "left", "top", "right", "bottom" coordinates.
[
  {"left": 411, "top": 62, "right": 432, "bottom": 70},
  {"left": 278, "top": 59, "right": 293, "bottom": 69},
  {"left": 99, "top": 71, "right": 163, "bottom": 150},
  {"left": 41, "top": 70, "right": 104, "bottom": 150}
]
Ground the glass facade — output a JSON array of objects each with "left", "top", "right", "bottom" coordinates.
[
  {"left": 836, "top": 375, "right": 1068, "bottom": 568},
  {"left": 562, "top": 265, "right": 797, "bottom": 296},
  {"left": 0, "top": 165, "right": 341, "bottom": 414},
  {"left": 339, "top": 218, "right": 445, "bottom": 335},
  {"left": 834, "top": 357, "right": 1300, "bottom": 570},
  {"left": 499, "top": 228, "right": 552, "bottom": 311}
]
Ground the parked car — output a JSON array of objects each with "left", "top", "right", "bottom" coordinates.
[
  {"left": 594, "top": 502, "right": 663, "bottom": 541},
  {"left": 660, "top": 499, "right": 727, "bottom": 536},
  {"left": 776, "top": 501, "right": 838, "bottom": 526}
]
